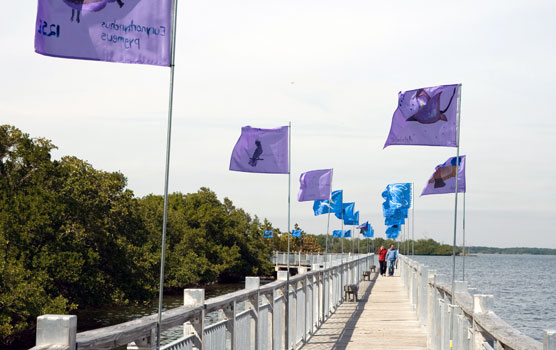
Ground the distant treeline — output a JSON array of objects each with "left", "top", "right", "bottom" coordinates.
[
  {"left": 465, "top": 246, "right": 556, "bottom": 255},
  {"left": 312, "top": 236, "right": 459, "bottom": 256}
]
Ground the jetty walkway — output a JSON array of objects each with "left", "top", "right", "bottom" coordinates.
[
  {"left": 30, "top": 253, "right": 555, "bottom": 350},
  {"left": 301, "top": 269, "right": 427, "bottom": 350}
]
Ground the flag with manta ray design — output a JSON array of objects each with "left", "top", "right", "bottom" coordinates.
[
  {"left": 384, "top": 84, "right": 460, "bottom": 147},
  {"left": 35, "top": 0, "right": 172, "bottom": 66},
  {"left": 229, "top": 126, "right": 289, "bottom": 174}
]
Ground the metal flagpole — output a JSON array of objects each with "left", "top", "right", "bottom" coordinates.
[
  {"left": 285, "top": 121, "right": 291, "bottom": 350},
  {"left": 462, "top": 192, "right": 466, "bottom": 280},
  {"left": 156, "top": 1, "right": 178, "bottom": 348},
  {"left": 405, "top": 223, "right": 408, "bottom": 255},
  {"left": 325, "top": 170, "right": 334, "bottom": 264},
  {"left": 352, "top": 224, "right": 355, "bottom": 255},
  {"left": 341, "top": 213, "right": 344, "bottom": 255},
  {"left": 449, "top": 84, "right": 463, "bottom": 349},
  {"left": 412, "top": 182, "right": 415, "bottom": 256}
]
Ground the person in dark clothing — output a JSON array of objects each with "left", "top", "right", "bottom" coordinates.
[{"left": 378, "top": 245, "right": 388, "bottom": 276}]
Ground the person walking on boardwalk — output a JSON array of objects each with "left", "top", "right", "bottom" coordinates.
[
  {"left": 378, "top": 245, "right": 388, "bottom": 276},
  {"left": 386, "top": 244, "right": 398, "bottom": 276}
]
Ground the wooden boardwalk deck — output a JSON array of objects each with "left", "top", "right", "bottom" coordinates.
[{"left": 301, "top": 269, "right": 428, "bottom": 350}]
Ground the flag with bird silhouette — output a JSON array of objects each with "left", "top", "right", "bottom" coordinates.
[
  {"left": 384, "top": 84, "right": 460, "bottom": 147},
  {"left": 35, "top": 0, "right": 172, "bottom": 66},
  {"left": 230, "top": 126, "right": 289, "bottom": 174}
]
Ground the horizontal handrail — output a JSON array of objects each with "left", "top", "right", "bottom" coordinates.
[{"left": 76, "top": 305, "right": 203, "bottom": 349}]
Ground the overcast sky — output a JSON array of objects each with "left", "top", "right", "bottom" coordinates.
[{"left": 2, "top": 1, "right": 555, "bottom": 248}]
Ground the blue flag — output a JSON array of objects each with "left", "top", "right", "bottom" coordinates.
[
  {"left": 383, "top": 183, "right": 412, "bottom": 209},
  {"left": 313, "top": 190, "right": 343, "bottom": 216},
  {"left": 364, "top": 225, "right": 375, "bottom": 238},
  {"left": 263, "top": 230, "right": 273, "bottom": 238},
  {"left": 292, "top": 230, "right": 302, "bottom": 238},
  {"left": 337, "top": 202, "right": 354, "bottom": 220},
  {"left": 342, "top": 230, "right": 351, "bottom": 238},
  {"left": 358, "top": 221, "right": 373, "bottom": 237},
  {"left": 332, "top": 230, "right": 342, "bottom": 238},
  {"left": 330, "top": 190, "right": 343, "bottom": 214},
  {"left": 344, "top": 210, "right": 359, "bottom": 225},
  {"left": 313, "top": 200, "right": 331, "bottom": 216},
  {"left": 386, "top": 225, "right": 400, "bottom": 239}
]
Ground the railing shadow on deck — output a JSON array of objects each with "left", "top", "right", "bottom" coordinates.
[
  {"left": 300, "top": 271, "right": 379, "bottom": 350},
  {"left": 329, "top": 272, "right": 379, "bottom": 350}
]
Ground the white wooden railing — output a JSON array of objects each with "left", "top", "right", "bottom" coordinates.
[
  {"left": 29, "top": 253, "right": 374, "bottom": 350},
  {"left": 399, "top": 255, "right": 556, "bottom": 350}
]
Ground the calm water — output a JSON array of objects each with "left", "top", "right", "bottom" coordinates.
[{"left": 411, "top": 254, "right": 556, "bottom": 342}]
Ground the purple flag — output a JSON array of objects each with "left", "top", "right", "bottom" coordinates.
[
  {"left": 421, "top": 156, "right": 466, "bottom": 196},
  {"left": 35, "top": 0, "right": 172, "bottom": 66},
  {"left": 229, "top": 126, "right": 289, "bottom": 174},
  {"left": 384, "top": 84, "right": 460, "bottom": 148},
  {"left": 297, "top": 169, "right": 332, "bottom": 202}
]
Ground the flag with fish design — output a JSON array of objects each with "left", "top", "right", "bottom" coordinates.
[
  {"left": 421, "top": 156, "right": 466, "bottom": 196},
  {"left": 35, "top": 0, "right": 172, "bottom": 66},
  {"left": 297, "top": 169, "right": 332, "bottom": 202},
  {"left": 384, "top": 84, "right": 460, "bottom": 147},
  {"left": 230, "top": 126, "right": 289, "bottom": 174}
]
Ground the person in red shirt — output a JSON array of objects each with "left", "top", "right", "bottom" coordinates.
[{"left": 377, "top": 245, "right": 388, "bottom": 276}]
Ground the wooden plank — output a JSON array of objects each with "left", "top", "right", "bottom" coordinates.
[{"left": 301, "top": 270, "right": 428, "bottom": 350}]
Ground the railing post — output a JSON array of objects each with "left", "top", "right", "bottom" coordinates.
[
  {"left": 183, "top": 289, "right": 205, "bottom": 350},
  {"left": 544, "top": 330, "right": 556, "bottom": 350},
  {"left": 311, "top": 264, "right": 319, "bottom": 334},
  {"left": 426, "top": 270, "right": 436, "bottom": 350},
  {"left": 246, "top": 277, "right": 260, "bottom": 350},
  {"left": 419, "top": 266, "right": 429, "bottom": 326},
  {"left": 224, "top": 300, "right": 237, "bottom": 350},
  {"left": 276, "top": 271, "right": 288, "bottom": 350},
  {"left": 36, "top": 315, "right": 77, "bottom": 350},
  {"left": 290, "top": 280, "right": 297, "bottom": 349},
  {"left": 303, "top": 275, "right": 308, "bottom": 343},
  {"left": 472, "top": 294, "right": 494, "bottom": 350}
]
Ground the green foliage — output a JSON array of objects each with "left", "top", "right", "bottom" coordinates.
[{"left": 0, "top": 125, "right": 275, "bottom": 345}]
